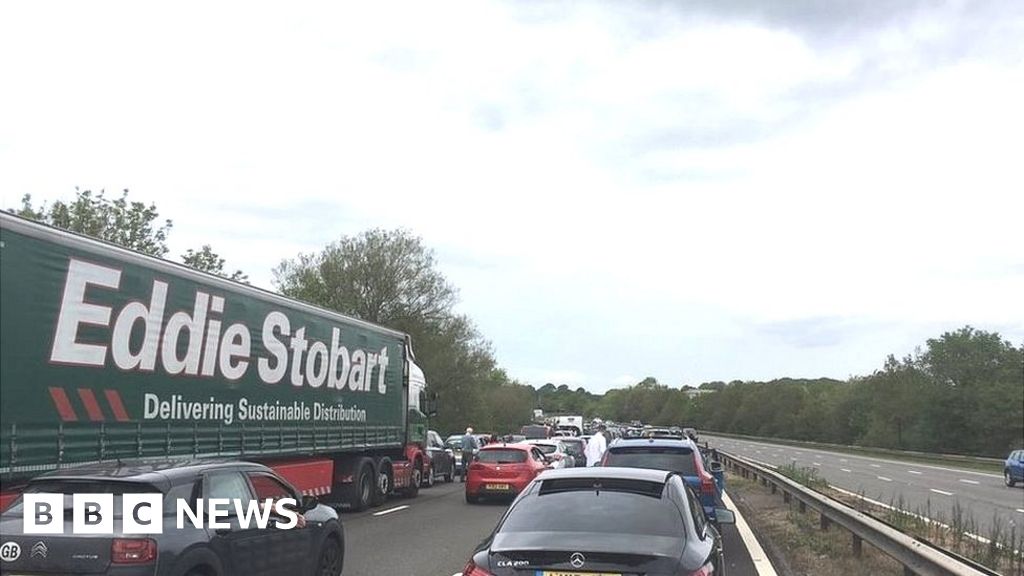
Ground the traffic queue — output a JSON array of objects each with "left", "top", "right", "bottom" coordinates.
[{"left": 445, "top": 421, "right": 734, "bottom": 576}]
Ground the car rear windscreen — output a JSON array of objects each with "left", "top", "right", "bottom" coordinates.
[
  {"left": 478, "top": 449, "right": 528, "bottom": 463},
  {"left": 500, "top": 489, "right": 683, "bottom": 537},
  {"left": 604, "top": 447, "right": 698, "bottom": 475},
  {"left": 5, "top": 481, "right": 161, "bottom": 517}
]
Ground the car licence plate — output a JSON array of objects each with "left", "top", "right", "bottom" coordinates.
[
  {"left": 485, "top": 483, "right": 511, "bottom": 490},
  {"left": 538, "top": 572, "right": 622, "bottom": 576}
]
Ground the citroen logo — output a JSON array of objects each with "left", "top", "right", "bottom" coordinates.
[
  {"left": 31, "top": 541, "right": 48, "bottom": 559},
  {"left": 569, "top": 552, "right": 585, "bottom": 568}
]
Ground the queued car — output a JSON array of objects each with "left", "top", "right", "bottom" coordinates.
[
  {"left": 553, "top": 437, "right": 588, "bottom": 468},
  {"left": 602, "top": 436, "right": 725, "bottom": 523},
  {"left": 423, "top": 430, "right": 456, "bottom": 487},
  {"left": 1005, "top": 449, "right": 1024, "bottom": 487},
  {"left": 461, "top": 467, "right": 734, "bottom": 576},
  {"left": 0, "top": 458, "right": 344, "bottom": 576},
  {"left": 523, "top": 439, "right": 576, "bottom": 469},
  {"left": 465, "top": 443, "right": 551, "bottom": 503}
]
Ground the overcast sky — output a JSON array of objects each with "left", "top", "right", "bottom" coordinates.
[{"left": 2, "top": 1, "right": 1022, "bottom": 393}]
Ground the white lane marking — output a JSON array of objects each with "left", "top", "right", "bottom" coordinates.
[
  {"left": 870, "top": 464, "right": 881, "bottom": 468},
  {"left": 959, "top": 479, "right": 980, "bottom": 485},
  {"left": 1017, "top": 509, "right": 1024, "bottom": 514},
  {"left": 930, "top": 489, "right": 954, "bottom": 496},
  {"left": 908, "top": 470, "right": 922, "bottom": 475},
  {"left": 877, "top": 476, "right": 892, "bottom": 482},
  {"left": 372, "top": 505, "right": 410, "bottom": 516},
  {"left": 841, "top": 468, "right": 852, "bottom": 473},
  {"left": 705, "top": 435, "right": 1002, "bottom": 478},
  {"left": 813, "top": 462, "right": 821, "bottom": 466},
  {"left": 721, "top": 491, "right": 779, "bottom": 576}
]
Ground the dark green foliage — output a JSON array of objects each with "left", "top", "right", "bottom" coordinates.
[
  {"left": 182, "top": 244, "right": 249, "bottom": 283},
  {"left": 274, "top": 228, "right": 536, "bottom": 436},
  {"left": 12, "top": 188, "right": 172, "bottom": 257},
  {"left": 681, "top": 328, "right": 1022, "bottom": 457}
]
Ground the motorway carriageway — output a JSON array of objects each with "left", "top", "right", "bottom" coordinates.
[
  {"left": 705, "top": 434, "right": 1024, "bottom": 537},
  {"left": 341, "top": 478, "right": 776, "bottom": 576}
]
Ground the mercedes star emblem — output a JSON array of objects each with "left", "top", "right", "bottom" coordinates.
[{"left": 569, "top": 552, "right": 586, "bottom": 569}]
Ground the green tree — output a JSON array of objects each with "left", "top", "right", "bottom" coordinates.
[
  {"left": 274, "top": 228, "right": 496, "bottom": 435},
  {"left": 11, "top": 188, "right": 172, "bottom": 256},
  {"left": 182, "top": 244, "right": 249, "bottom": 283}
]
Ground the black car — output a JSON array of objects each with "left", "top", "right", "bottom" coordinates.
[
  {"left": 423, "top": 429, "right": 456, "bottom": 487},
  {"left": 0, "top": 459, "right": 343, "bottom": 576},
  {"left": 461, "top": 467, "right": 734, "bottom": 576}
]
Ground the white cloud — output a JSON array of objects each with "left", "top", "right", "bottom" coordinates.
[{"left": 2, "top": 0, "right": 1022, "bottom": 391}]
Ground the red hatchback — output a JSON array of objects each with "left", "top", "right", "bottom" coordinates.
[{"left": 465, "top": 443, "right": 551, "bottom": 503}]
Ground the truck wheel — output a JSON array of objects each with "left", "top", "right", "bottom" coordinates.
[
  {"left": 371, "top": 458, "right": 392, "bottom": 506},
  {"left": 342, "top": 459, "right": 374, "bottom": 512}
]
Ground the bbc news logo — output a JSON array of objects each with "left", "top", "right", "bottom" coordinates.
[{"left": 20, "top": 494, "right": 300, "bottom": 535}]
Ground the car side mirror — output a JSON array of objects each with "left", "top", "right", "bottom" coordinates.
[
  {"left": 300, "top": 494, "right": 319, "bottom": 512},
  {"left": 714, "top": 508, "right": 735, "bottom": 525}
]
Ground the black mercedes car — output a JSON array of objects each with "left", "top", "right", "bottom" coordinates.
[
  {"left": 0, "top": 459, "right": 343, "bottom": 576},
  {"left": 461, "top": 467, "right": 734, "bottom": 576}
]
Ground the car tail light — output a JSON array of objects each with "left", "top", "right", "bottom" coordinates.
[
  {"left": 462, "top": 559, "right": 494, "bottom": 576},
  {"left": 112, "top": 538, "right": 157, "bottom": 564},
  {"left": 700, "top": 473, "right": 716, "bottom": 496},
  {"left": 688, "top": 562, "right": 715, "bottom": 575}
]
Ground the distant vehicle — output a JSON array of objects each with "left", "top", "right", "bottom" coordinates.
[
  {"left": 554, "top": 436, "right": 588, "bottom": 468},
  {"left": 524, "top": 439, "right": 575, "bottom": 468},
  {"left": 460, "top": 467, "right": 733, "bottom": 575},
  {"left": 465, "top": 443, "right": 550, "bottom": 503},
  {"left": 0, "top": 459, "right": 344, "bottom": 576},
  {"left": 446, "top": 434, "right": 467, "bottom": 473},
  {"left": 602, "top": 437, "right": 725, "bottom": 523},
  {"left": 642, "top": 427, "right": 685, "bottom": 440},
  {"left": 554, "top": 415, "right": 584, "bottom": 436},
  {"left": 423, "top": 430, "right": 455, "bottom": 487},
  {"left": 521, "top": 424, "right": 551, "bottom": 439},
  {"left": 683, "top": 427, "right": 699, "bottom": 442},
  {"left": 1005, "top": 449, "right": 1024, "bottom": 487}
]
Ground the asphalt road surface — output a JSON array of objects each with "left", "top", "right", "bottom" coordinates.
[
  {"left": 341, "top": 477, "right": 766, "bottom": 576},
  {"left": 705, "top": 434, "right": 1024, "bottom": 536}
]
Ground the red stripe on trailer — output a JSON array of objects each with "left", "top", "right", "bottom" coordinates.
[
  {"left": 264, "top": 458, "right": 333, "bottom": 497},
  {"left": 104, "top": 389, "right": 130, "bottom": 421},
  {"left": 48, "top": 387, "right": 78, "bottom": 421},
  {"left": 77, "top": 388, "right": 105, "bottom": 421}
]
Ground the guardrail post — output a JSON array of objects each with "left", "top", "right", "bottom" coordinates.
[
  {"left": 799, "top": 500, "right": 806, "bottom": 513},
  {"left": 770, "top": 483, "right": 777, "bottom": 494},
  {"left": 903, "top": 567, "right": 914, "bottom": 576},
  {"left": 820, "top": 514, "right": 830, "bottom": 531},
  {"left": 852, "top": 534, "right": 862, "bottom": 557},
  {"left": 783, "top": 491, "right": 791, "bottom": 503}
]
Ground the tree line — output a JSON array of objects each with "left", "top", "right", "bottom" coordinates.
[{"left": 12, "top": 189, "right": 1022, "bottom": 456}]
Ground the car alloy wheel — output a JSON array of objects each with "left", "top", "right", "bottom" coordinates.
[{"left": 317, "top": 537, "right": 343, "bottom": 576}]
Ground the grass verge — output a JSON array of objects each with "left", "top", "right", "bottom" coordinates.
[{"left": 750, "top": 464, "right": 1023, "bottom": 576}]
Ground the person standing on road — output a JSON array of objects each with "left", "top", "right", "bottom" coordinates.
[
  {"left": 585, "top": 424, "right": 607, "bottom": 466},
  {"left": 459, "top": 427, "right": 480, "bottom": 482}
]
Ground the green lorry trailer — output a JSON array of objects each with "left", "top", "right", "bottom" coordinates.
[{"left": 0, "top": 211, "right": 435, "bottom": 511}]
